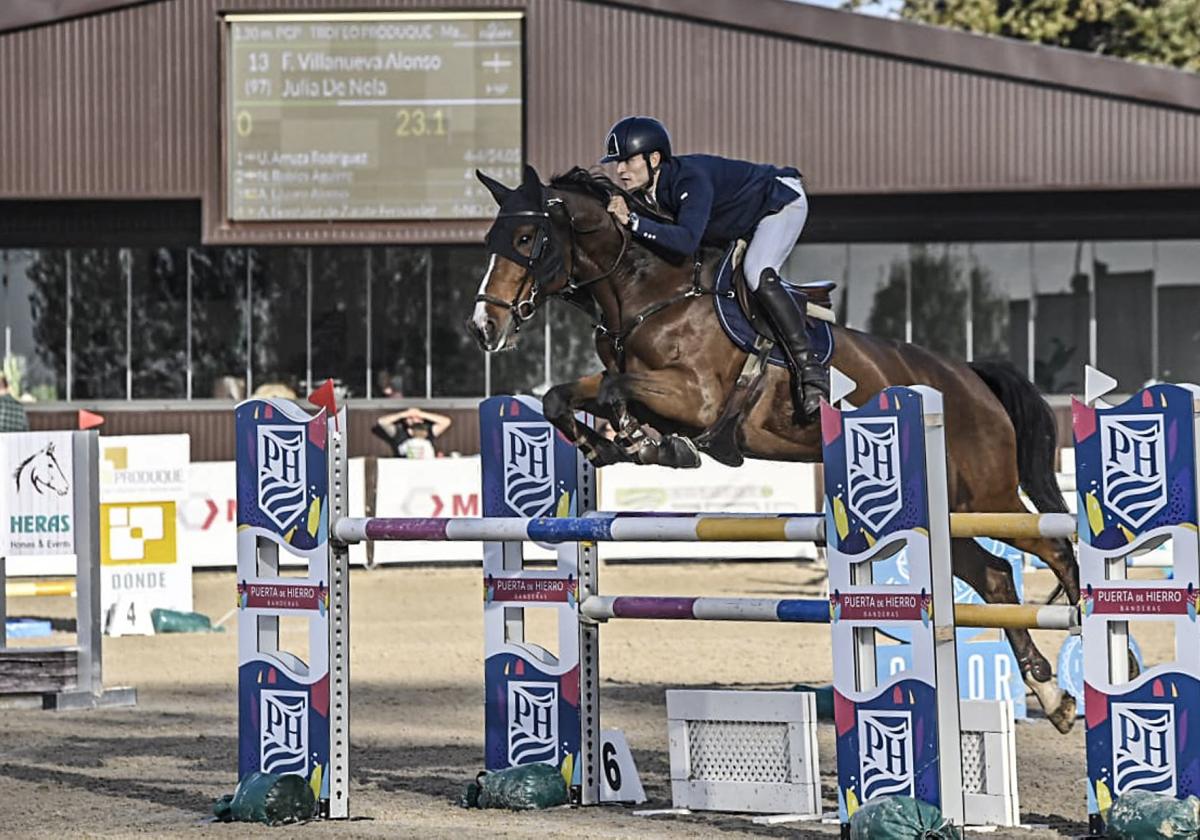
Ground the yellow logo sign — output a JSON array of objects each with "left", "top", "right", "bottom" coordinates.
[{"left": 100, "top": 501, "right": 177, "bottom": 566}]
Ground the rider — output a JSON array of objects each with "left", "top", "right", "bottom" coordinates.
[{"left": 600, "top": 115, "right": 829, "bottom": 420}]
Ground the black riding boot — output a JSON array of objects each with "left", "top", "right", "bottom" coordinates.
[{"left": 752, "top": 269, "right": 829, "bottom": 421}]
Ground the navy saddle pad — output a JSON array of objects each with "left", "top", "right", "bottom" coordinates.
[{"left": 711, "top": 245, "right": 834, "bottom": 368}]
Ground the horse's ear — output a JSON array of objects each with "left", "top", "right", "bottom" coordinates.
[
  {"left": 475, "top": 170, "right": 513, "bottom": 206},
  {"left": 522, "top": 164, "right": 542, "bottom": 193}
]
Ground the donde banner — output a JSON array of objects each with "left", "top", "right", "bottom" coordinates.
[{"left": 99, "top": 435, "right": 192, "bottom": 633}]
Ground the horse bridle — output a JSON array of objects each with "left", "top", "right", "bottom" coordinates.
[{"left": 475, "top": 196, "right": 629, "bottom": 332}]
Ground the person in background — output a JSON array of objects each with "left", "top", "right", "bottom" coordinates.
[
  {"left": 0, "top": 375, "right": 29, "bottom": 432},
  {"left": 372, "top": 407, "right": 452, "bottom": 459}
]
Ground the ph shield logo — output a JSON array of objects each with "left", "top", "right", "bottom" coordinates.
[
  {"left": 1100, "top": 415, "right": 1167, "bottom": 530},
  {"left": 1112, "top": 703, "right": 1175, "bottom": 795},
  {"left": 257, "top": 426, "right": 307, "bottom": 530},
  {"left": 845, "top": 417, "right": 902, "bottom": 531},
  {"left": 260, "top": 689, "right": 309, "bottom": 776},
  {"left": 858, "top": 710, "right": 915, "bottom": 801},
  {"left": 508, "top": 681, "right": 559, "bottom": 765},
  {"left": 503, "top": 423, "right": 556, "bottom": 517}
]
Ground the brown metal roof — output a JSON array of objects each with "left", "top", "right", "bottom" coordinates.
[{"left": 1, "top": 0, "right": 1198, "bottom": 245}]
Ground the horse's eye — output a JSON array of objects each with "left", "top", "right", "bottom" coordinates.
[{"left": 518, "top": 234, "right": 532, "bottom": 246}]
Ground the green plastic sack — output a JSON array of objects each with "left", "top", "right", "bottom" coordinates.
[
  {"left": 213, "top": 771, "right": 316, "bottom": 825},
  {"left": 1105, "top": 789, "right": 1200, "bottom": 839},
  {"left": 151, "top": 608, "right": 220, "bottom": 633},
  {"left": 461, "top": 764, "right": 569, "bottom": 810},
  {"left": 849, "top": 797, "right": 961, "bottom": 840}
]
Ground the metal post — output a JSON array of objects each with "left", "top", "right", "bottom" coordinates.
[
  {"left": 66, "top": 251, "right": 73, "bottom": 401},
  {"left": 543, "top": 314, "right": 552, "bottom": 392},
  {"left": 186, "top": 249, "right": 193, "bottom": 400},
  {"left": 365, "top": 249, "right": 373, "bottom": 399},
  {"left": 73, "top": 430, "right": 102, "bottom": 698},
  {"left": 965, "top": 244, "right": 974, "bottom": 362},
  {"left": 0, "top": 556, "right": 6, "bottom": 651},
  {"left": 576, "top": 438, "right": 600, "bottom": 805},
  {"left": 245, "top": 252, "right": 254, "bottom": 396},
  {"left": 1088, "top": 241, "right": 1097, "bottom": 368},
  {"left": 306, "top": 250, "right": 313, "bottom": 395},
  {"left": 327, "top": 413, "right": 351, "bottom": 818},
  {"left": 1151, "top": 241, "right": 1160, "bottom": 380},
  {"left": 904, "top": 249, "right": 913, "bottom": 344},
  {"left": 125, "top": 249, "right": 133, "bottom": 400},
  {"left": 1027, "top": 243, "right": 1036, "bottom": 381},
  {"left": 424, "top": 254, "right": 433, "bottom": 399}
]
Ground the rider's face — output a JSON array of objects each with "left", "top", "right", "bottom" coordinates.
[{"left": 616, "top": 153, "right": 657, "bottom": 191}]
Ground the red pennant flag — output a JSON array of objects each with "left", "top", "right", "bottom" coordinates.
[
  {"left": 78, "top": 409, "right": 105, "bottom": 430},
  {"left": 307, "top": 379, "right": 339, "bottom": 429}
]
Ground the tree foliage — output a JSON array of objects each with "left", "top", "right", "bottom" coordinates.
[{"left": 863, "top": 0, "right": 1200, "bottom": 71}]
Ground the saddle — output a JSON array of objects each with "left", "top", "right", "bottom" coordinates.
[
  {"left": 711, "top": 240, "right": 835, "bottom": 369},
  {"left": 695, "top": 241, "right": 838, "bottom": 468}
]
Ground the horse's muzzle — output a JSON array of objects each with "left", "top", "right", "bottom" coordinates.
[{"left": 465, "top": 316, "right": 505, "bottom": 353}]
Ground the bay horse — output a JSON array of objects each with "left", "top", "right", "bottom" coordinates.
[{"left": 468, "top": 164, "right": 1078, "bottom": 732}]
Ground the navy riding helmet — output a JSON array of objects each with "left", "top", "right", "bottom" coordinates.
[{"left": 599, "top": 116, "right": 672, "bottom": 164}]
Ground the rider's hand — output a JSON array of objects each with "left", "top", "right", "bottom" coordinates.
[{"left": 607, "top": 196, "right": 630, "bottom": 226}]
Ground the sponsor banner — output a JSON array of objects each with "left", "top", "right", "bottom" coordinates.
[
  {"left": 485, "top": 576, "right": 576, "bottom": 603},
  {"left": 832, "top": 591, "right": 928, "bottom": 622},
  {"left": 1085, "top": 586, "right": 1193, "bottom": 615},
  {"left": 1, "top": 431, "right": 76, "bottom": 560},
  {"left": 98, "top": 435, "right": 192, "bottom": 626},
  {"left": 238, "top": 581, "right": 328, "bottom": 611}
]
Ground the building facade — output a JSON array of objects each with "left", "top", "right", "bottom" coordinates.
[{"left": 2, "top": 0, "right": 1198, "bottom": 454}]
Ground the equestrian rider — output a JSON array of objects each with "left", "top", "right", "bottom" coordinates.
[{"left": 600, "top": 115, "right": 829, "bottom": 421}]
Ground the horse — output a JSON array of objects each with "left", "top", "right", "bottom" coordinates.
[
  {"left": 15, "top": 442, "right": 69, "bottom": 496},
  {"left": 467, "top": 164, "right": 1079, "bottom": 733}
]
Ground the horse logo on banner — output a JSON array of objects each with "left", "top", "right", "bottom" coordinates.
[
  {"left": 14, "top": 442, "right": 70, "bottom": 497},
  {"left": 1100, "top": 415, "right": 1167, "bottom": 530},
  {"left": 257, "top": 426, "right": 307, "bottom": 530},
  {"left": 844, "top": 417, "right": 902, "bottom": 532},
  {"left": 508, "top": 681, "right": 559, "bottom": 765},
  {"left": 503, "top": 423, "right": 556, "bottom": 518},
  {"left": 858, "top": 710, "right": 916, "bottom": 801},
  {"left": 1111, "top": 702, "right": 1176, "bottom": 796}
]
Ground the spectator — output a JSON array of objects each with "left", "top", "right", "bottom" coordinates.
[
  {"left": 372, "top": 407, "right": 452, "bottom": 459},
  {"left": 0, "top": 375, "right": 28, "bottom": 432}
]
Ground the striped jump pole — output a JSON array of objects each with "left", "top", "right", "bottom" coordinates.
[
  {"left": 336, "top": 514, "right": 825, "bottom": 544},
  {"left": 579, "top": 595, "right": 1078, "bottom": 631},
  {"left": 333, "top": 511, "right": 1075, "bottom": 545}
]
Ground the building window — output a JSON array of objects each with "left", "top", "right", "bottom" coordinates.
[
  {"left": 69, "top": 248, "right": 129, "bottom": 400},
  {"left": 968, "top": 244, "right": 1033, "bottom": 375},
  {"left": 1156, "top": 240, "right": 1200, "bottom": 384},
  {"left": 131, "top": 247, "right": 189, "bottom": 399},
  {"left": 3, "top": 248, "right": 67, "bottom": 401},
  {"left": 370, "top": 246, "right": 431, "bottom": 399},
  {"left": 1032, "top": 243, "right": 1089, "bottom": 394},
  {"left": 311, "top": 247, "right": 369, "bottom": 398},
  {"left": 1093, "top": 241, "right": 1154, "bottom": 389},
  {"left": 190, "top": 248, "right": 249, "bottom": 400}
]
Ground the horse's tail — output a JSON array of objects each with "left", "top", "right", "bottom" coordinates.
[{"left": 969, "top": 359, "right": 1067, "bottom": 515}]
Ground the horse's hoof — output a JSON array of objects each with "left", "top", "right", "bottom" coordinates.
[{"left": 1047, "top": 693, "right": 1077, "bottom": 734}]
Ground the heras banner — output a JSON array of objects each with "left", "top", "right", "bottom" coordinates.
[{"left": 1, "top": 431, "right": 76, "bottom": 557}]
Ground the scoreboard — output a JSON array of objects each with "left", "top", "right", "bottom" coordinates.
[{"left": 224, "top": 12, "right": 523, "bottom": 221}]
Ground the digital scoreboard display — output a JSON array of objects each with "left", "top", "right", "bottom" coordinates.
[{"left": 224, "top": 12, "right": 523, "bottom": 221}]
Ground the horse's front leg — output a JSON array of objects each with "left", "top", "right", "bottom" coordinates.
[
  {"left": 543, "top": 373, "right": 633, "bottom": 467},
  {"left": 597, "top": 369, "right": 721, "bottom": 469}
]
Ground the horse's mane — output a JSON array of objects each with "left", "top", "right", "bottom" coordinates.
[{"left": 549, "top": 167, "right": 671, "bottom": 223}]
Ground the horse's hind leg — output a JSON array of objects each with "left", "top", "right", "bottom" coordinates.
[
  {"left": 1007, "top": 535, "right": 1079, "bottom": 604},
  {"left": 951, "top": 538, "right": 1077, "bottom": 733}
]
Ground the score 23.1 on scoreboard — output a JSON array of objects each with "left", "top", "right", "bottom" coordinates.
[{"left": 225, "top": 12, "right": 523, "bottom": 221}]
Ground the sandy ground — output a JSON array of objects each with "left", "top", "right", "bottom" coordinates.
[{"left": 0, "top": 561, "right": 1172, "bottom": 838}]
